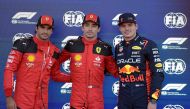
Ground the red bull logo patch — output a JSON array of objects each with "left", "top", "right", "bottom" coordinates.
[
  {"left": 119, "top": 64, "right": 144, "bottom": 83},
  {"left": 119, "top": 64, "right": 140, "bottom": 74},
  {"left": 119, "top": 74, "right": 144, "bottom": 83}
]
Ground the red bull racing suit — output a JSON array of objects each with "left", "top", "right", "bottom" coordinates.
[
  {"left": 56, "top": 36, "right": 118, "bottom": 109},
  {"left": 115, "top": 35, "right": 164, "bottom": 109},
  {"left": 4, "top": 36, "right": 70, "bottom": 109}
]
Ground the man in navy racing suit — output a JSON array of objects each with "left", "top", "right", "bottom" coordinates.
[{"left": 115, "top": 13, "right": 164, "bottom": 109}]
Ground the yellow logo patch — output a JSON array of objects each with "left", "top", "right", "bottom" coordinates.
[
  {"left": 74, "top": 54, "right": 82, "bottom": 61},
  {"left": 155, "top": 63, "right": 162, "bottom": 68},
  {"left": 96, "top": 47, "right": 101, "bottom": 53},
  {"left": 151, "top": 89, "right": 160, "bottom": 100},
  {"left": 132, "top": 46, "right": 142, "bottom": 50},
  {"left": 27, "top": 55, "right": 35, "bottom": 62}
]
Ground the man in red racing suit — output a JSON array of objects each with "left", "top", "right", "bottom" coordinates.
[
  {"left": 4, "top": 15, "right": 70, "bottom": 109},
  {"left": 55, "top": 13, "right": 119, "bottom": 109}
]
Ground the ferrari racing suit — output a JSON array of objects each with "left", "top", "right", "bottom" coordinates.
[
  {"left": 57, "top": 36, "right": 118, "bottom": 109},
  {"left": 4, "top": 36, "right": 70, "bottom": 109}
]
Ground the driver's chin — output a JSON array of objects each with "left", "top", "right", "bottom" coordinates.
[
  {"left": 124, "top": 34, "right": 130, "bottom": 37},
  {"left": 86, "top": 34, "right": 94, "bottom": 38},
  {"left": 41, "top": 36, "right": 49, "bottom": 40}
]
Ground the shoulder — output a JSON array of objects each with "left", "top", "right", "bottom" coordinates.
[
  {"left": 139, "top": 37, "right": 159, "bottom": 53},
  {"left": 115, "top": 41, "right": 124, "bottom": 49},
  {"left": 140, "top": 36, "right": 157, "bottom": 45},
  {"left": 64, "top": 37, "right": 84, "bottom": 52},
  {"left": 97, "top": 40, "right": 112, "bottom": 49},
  {"left": 94, "top": 40, "right": 113, "bottom": 56},
  {"left": 12, "top": 37, "right": 34, "bottom": 52},
  {"left": 65, "top": 37, "right": 83, "bottom": 47},
  {"left": 49, "top": 42, "right": 60, "bottom": 52}
]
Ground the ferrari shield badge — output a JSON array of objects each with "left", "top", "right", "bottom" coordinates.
[{"left": 96, "top": 47, "right": 101, "bottom": 53}]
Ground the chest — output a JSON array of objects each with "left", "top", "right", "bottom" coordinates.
[
  {"left": 116, "top": 43, "right": 147, "bottom": 65},
  {"left": 21, "top": 46, "right": 56, "bottom": 70}
]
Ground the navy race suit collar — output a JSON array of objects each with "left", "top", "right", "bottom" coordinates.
[
  {"left": 122, "top": 34, "right": 140, "bottom": 44},
  {"left": 121, "top": 34, "right": 140, "bottom": 46}
]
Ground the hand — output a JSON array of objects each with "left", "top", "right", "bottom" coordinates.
[
  {"left": 147, "top": 102, "right": 157, "bottom": 109},
  {"left": 6, "top": 96, "right": 17, "bottom": 109}
]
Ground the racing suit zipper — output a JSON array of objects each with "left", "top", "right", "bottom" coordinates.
[
  {"left": 87, "top": 69, "right": 91, "bottom": 108},
  {"left": 36, "top": 46, "right": 50, "bottom": 109},
  {"left": 84, "top": 45, "right": 89, "bottom": 108}
]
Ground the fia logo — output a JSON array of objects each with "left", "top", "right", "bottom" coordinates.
[
  {"left": 164, "top": 12, "right": 187, "bottom": 28},
  {"left": 163, "top": 59, "right": 186, "bottom": 75},
  {"left": 63, "top": 11, "right": 85, "bottom": 27},
  {"left": 62, "top": 103, "right": 70, "bottom": 109},
  {"left": 112, "top": 81, "right": 119, "bottom": 96},
  {"left": 163, "top": 104, "right": 184, "bottom": 109}
]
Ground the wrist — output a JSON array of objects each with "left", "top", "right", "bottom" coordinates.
[
  {"left": 150, "top": 99, "right": 157, "bottom": 104},
  {"left": 6, "top": 96, "right": 13, "bottom": 99}
]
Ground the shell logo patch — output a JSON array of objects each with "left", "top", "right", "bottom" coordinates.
[
  {"left": 74, "top": 54, "right": 82, "bottom": 61},
  {"left": 132, "top": 46, "right": 142, "bottom": 50},
  {"left": 27, "top": 55, "right": 35, "bottom": 62}
]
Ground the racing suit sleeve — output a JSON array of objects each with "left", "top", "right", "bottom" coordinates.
[
  {"left": 146, "top": 40, "right": 164, "bottom": 101},
  {"left": 105, "top": 46, "right": 119, "bottom": 78},
  {"left": 51, "top": 49, "right": 71, "bottom": 82},
  {"left": 4, "top": 40, "right": 24, "bottom": 97}
]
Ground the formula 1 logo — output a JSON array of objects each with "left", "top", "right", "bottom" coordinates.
[
  {"left": 163, "top": 38, "right": 187, "bottom": 45},
  {"left": 62, "top": 103, "right": 70, "bottom": 109},
  {"left": 60, "top": 83, "right": 72, "bottom": 94},
  {"left": 163, "top": 59, "right": 186, "bottom": 75},
  {"left": 63, "top": 11, "right": 85, "bottom": 27},
  {"left": 112, "top": 13, "right": 138, "bottom": 26},
  {"left": 161, "top": 83, "right": 187, "bottom": 96},
  {"left": 12, "top": 12, "right": 37, "bottom": 24},
  {"left": 114, "top": 106, "right": 118, "bottom": 109},
  {"left": 164, "top": 12, "right": 187, "bottom": 28},
  {"left": 163, "top": 104, "right": 184, "bottom": 109},
  {"left": 112, "top": 81, "right": 119, "bottom": 96},
  {"left": 113, "top": 35, "right": 124, "bottom": 47},
  {"left": 162, "top": 84, "right": 186, "bottom": 91},
  {"left": 12, "top": 12, "right": 36, "bottom": 19},
  {"left": 162, "top": 37, "right": 188, "bottom": 50}
]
